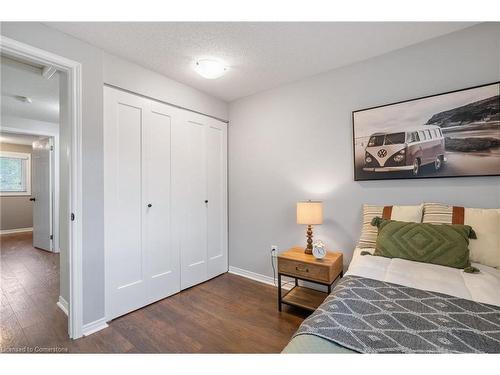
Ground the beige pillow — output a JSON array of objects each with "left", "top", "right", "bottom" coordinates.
[
  {"left": 464, "top": 208, "right": 500, "bottom": 269},
  {"left": 357, "top": 204, "right": 423, "bottom": 248},
  {"left": 423, "top": 203, "right": 500, "bottom": 269},
  {"left": 391, "top": 205, "right": 425, "bottom": 222}
]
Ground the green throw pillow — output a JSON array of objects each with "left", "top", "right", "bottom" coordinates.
[{"left": 371, "top": 217, "right": 477, "bottom": 269}]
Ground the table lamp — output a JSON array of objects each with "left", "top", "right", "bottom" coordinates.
[{"left": 296, "top": 200, "right": 323, "bottom": 254}]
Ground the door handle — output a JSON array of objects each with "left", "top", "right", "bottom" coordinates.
[
  {"left": 29, "top": 197, "right": 36, "bottom": 201},
  {"left": 147, "top": 203, "right": 152, "bottom": 208},
  {"left": 295, "top": 265, "right": 309, "bottom": 273},
  {"left": 204, "top": 200, "right": 208, "bottom": 204}
]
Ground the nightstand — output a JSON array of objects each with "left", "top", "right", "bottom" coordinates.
[{"left": 277, "top": 247, "right": 343, "bottom": 312}]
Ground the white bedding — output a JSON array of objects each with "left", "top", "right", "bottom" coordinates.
[{"left": 345, "top": 248, "right": 500, "bottom": 308}]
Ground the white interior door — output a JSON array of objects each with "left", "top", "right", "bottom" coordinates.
[
  {"left": 178, "top": 115, "right": 208, "bottom": 290},
  {"left": 206, "top": 121, "right": 228, "bottom": 279},
  {"left": 104, "top": 87, "right": 147, "bottom": 319},
  {"left": 144, "top": 101, "right": 179, "bottom": 303},
  {"left": 32, "top": 137, "right": 53, "bottom": 251}
]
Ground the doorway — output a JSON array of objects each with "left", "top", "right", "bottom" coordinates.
[
  {"left": 1, "top": 36, "right": 83, "bottom": 339},
  {"left": 0, "top": 54, "right": 65, "bottom": 347},
  {"left": 0, "top": 131, "right": 58, "bottom": 253}
]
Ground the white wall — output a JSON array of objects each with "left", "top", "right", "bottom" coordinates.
[
  {"left": 1, "top": 116, "right": 59, "bottom": 135},
  {"left": 228, "top": 23, "right": 500, "bottom": 278},
  {"left": 58, "top": 71, "right": 70, "bottom": 305},
  {"left": 103, "top": 53, "right": 228, "bottom": 121}
]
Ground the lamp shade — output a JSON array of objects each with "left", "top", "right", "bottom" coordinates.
[{"left": 296, "top": 201, "right": 323, "bottom": 225}]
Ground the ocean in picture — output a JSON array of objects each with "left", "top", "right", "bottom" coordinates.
[{"left": 353, "top": 82, "right": 500, "bottom": 180}]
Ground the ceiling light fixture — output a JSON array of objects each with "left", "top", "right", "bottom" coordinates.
[
  {"left": 15, "top": 95, "right": 32, "bottom": 104},
  {"left": 194, "top": 59, "right": 227, "bottom": 79}
]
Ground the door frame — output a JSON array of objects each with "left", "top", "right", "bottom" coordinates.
[
  {"left": 1, "top": 129, "right": 59, "bottom": 253},
  {"left": 1, "top": 36, "right": 84, "bottom": 339}
]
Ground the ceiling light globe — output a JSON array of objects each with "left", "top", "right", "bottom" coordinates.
[{"left": 194, "top": 59, "right": 227, "bottom": 79}]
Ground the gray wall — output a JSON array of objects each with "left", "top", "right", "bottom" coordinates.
[
  {"left": 0, "top": 143, "right": 33, "bottom": 230},
  {"left": 1, "top": 22, "right": 228, "bottom": 325},
  {"left": 228, "top": 23, "right": 500, "bottom": 278}
]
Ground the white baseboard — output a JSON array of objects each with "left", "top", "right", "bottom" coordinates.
[
  {"left": 57, "top": 296, "right": 69, "bottom": 316},
  {"left": 228, "top": 266, "right": 294, "bottom": 290},
  {"left": 82, "top": 317, "right": 108, "bottom": 336},
  {"left": 0, "top": 227, "right": 33, "bottom": 235}
]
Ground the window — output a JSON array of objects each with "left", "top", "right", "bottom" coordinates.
[
  {"left": 368, "top": 135, "right": 385, "bottom": 147},
  {"left": 426, "top": 130, "right": 432, "bottom": 139},
  {"left": 407, "top": 132, "right": 420, "bottom": 143},
  {"left": 0, "top": 151, "right": 31, "bottom": 196},
  {"left": 384, "top": 132, "right": 406, "bottom": 145},
  {"left": 418, "top": 131, "right": 426, "bottom": 141}
]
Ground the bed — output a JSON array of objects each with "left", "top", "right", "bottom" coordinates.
[{"left": 282, "top": 247, "right": 500, "bottom": 353}]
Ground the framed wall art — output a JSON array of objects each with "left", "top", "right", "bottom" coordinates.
[{"left": 353, "top": 82, "right": 500, "bottom": 181}]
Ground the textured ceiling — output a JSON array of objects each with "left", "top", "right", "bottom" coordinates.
[
  {"left": 45, "top": 22, "right": 476, "bottom": 102},
  {"left": 1, "top": 57, "right": 59, "bottom": 124}
]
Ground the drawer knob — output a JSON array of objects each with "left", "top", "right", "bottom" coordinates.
[{"left": 295, "top": 266, "right": 309, "bottom": 272}]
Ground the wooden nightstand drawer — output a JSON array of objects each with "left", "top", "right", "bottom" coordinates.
[
  {"left": 278, "top": 258, "right": 329, "bottom": 282},
  {"left": 277, "top": 247, "right": 343, "bottom": 284}
]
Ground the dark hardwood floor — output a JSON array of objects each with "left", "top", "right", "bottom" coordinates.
[
  {"left": 1, "top": 232, "right": 307, "bottom": 353},
  {"left": 1, "top": 231, "right": 64, "bottom": 352}
]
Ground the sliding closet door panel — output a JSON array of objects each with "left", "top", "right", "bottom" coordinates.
[
  {"left": 180, "top": 119, "right": 208, "bottom": 290},
  {"left": 144, "top": 103, "right": 179, "bottom": 302},
  {"left": 206, "top": 122, "right": 228, "bottom": 279},
  {"left": 114, "top": 104, "right": 143, "bottom": 284},
  {"left": 104, "top": 87, "right": 147, "bottom": 319}
]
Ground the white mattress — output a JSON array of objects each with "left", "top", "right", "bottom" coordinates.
[{"left": 345, "top": 248, "right": 500, "bottom": 308}]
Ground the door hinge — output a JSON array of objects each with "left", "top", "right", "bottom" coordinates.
[
  {"left": 50, "top": 234, "right": 53, "bottom": 240},
  {"left": 71, "top": 213, "right": 75, "bottom": 221}
]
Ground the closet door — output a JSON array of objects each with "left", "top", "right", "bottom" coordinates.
[
  {"left": 105, "top": 85, "right": 227, "bottom": 318},
  {"left": 178, "top": 115, "right": 208, "bottom": 290},
  {"left": 176, "top": 113, "right": 228, "bottom": 290},
  {"left": 206, "top": 120, "right": 228, "bottom": 279},
  {"left": 144, "top": 101, "right": 179, "bottom": 303},
  {"left": 104, "top": 86, "right": 147, "bottom": 319}
]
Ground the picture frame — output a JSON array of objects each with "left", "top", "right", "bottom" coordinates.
[{"left": 352, "top": 81, "right": 500, "bottom": 181}]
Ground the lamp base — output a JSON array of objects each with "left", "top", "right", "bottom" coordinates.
[{"left": 304, "top": 224, "right": 313, "bottom": 254}]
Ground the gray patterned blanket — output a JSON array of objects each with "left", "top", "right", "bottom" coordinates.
[{"left": 294, "top": 275, "right": 500, "bottom": 353}]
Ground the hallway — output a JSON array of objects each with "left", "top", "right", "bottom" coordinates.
[{"left": 0, "top": 232, "right": 66, "bottom": 351}]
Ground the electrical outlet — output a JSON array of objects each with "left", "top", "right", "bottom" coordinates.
[{"left": 271, "top": 245, "right": 278, "bottom": 258}]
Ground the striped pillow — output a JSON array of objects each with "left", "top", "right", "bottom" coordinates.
[
  {"left": 422, "top": 203, "right": 465, "bottom": 225},
  {"left": 357, "top": 204, "right": 424, "bottom": 248}
]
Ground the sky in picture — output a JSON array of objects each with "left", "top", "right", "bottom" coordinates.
[{"left": 354, "top": 83, "right": 499, "bottom": 138}]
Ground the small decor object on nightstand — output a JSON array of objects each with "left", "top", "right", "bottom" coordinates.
[
  {"left": 312, "top": 240, "right": 326, "bottom": 259},
  {"left": 296, "top": 200, "right": 323, "bottom": 254}
]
